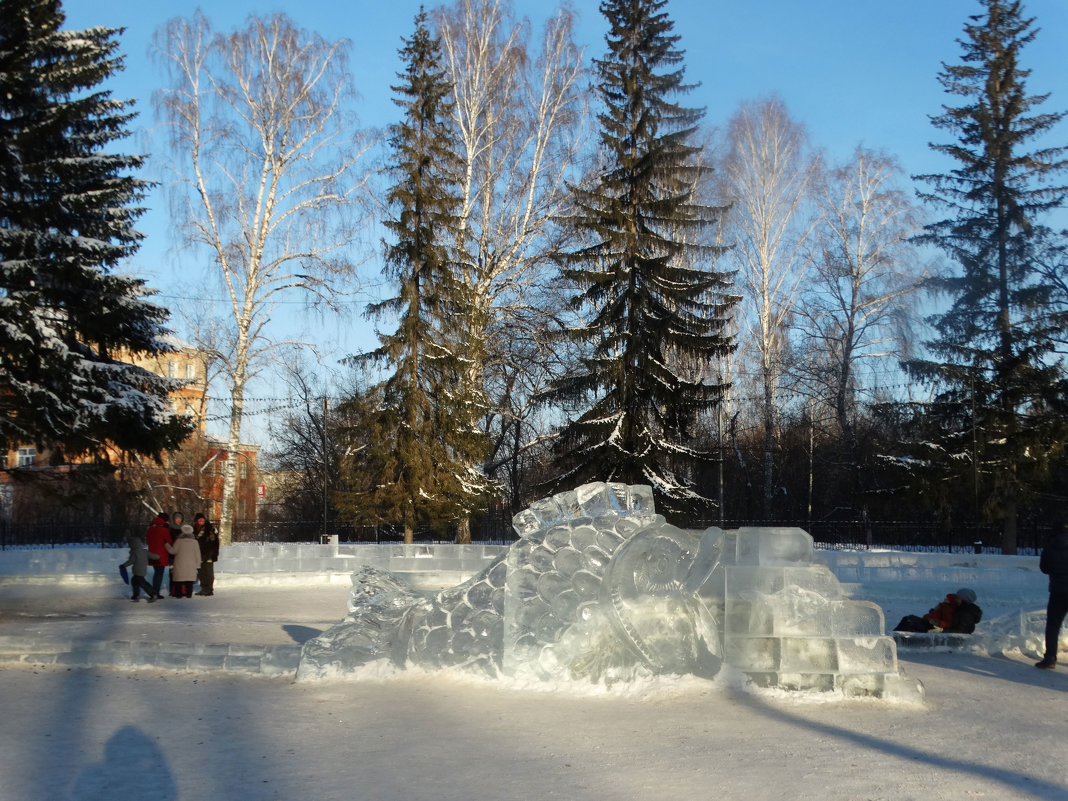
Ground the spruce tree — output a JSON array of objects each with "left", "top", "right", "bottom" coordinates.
[
  {"left": 0, "top": 0, "right": 190, "bottom": 461},
  {"left": 343, "top": 10, "right": 485, "bottom": 542},
  {"left": 540, "top": 0, "right": 735, "bottom": 519},
  {"left": 907, "top": 0, "right": 1068, "bottom": 553}
]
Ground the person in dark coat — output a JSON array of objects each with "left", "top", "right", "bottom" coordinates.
[
  {"left": 944, "top": 587, "right": 982, "bottom": 633},
  {"left": 1036, "top": 522, "right": 1068, "bottom": 669},
  {"left": 145, "top": 513, "right": 172, "bottom": 600},
  {"left": 193, "top": 513, "right": 220, "bottom": 596}
]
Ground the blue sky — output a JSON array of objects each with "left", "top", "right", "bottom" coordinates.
[{"left": 59, "top": 0, "right": 1068, "bottom": 441}]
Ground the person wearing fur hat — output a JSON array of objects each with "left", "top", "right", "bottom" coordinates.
[
  {"left": 165, "top": 524, "right": 202, "bottom": 599},
  {"left": 1036, "top": 522, "right": 1068, "bottom": 670}
]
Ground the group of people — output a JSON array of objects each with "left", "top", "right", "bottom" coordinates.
[{"left": 120, "top": 511, "right": 221, "bottom": 602}]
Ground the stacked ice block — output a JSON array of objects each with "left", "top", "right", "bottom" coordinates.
[{"left": 714, "top": 527, "right": 924, "bottom": 701}]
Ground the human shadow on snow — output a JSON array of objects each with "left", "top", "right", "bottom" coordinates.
[{"left": 68, "top": 725, "right": 176, "bottom": 801}]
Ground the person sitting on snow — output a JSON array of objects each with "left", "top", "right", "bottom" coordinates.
[
  {"left": 894, "top": 588, "right": 982, "bottom": 634},
  {"left": 943, "top": 588, "right": 982, "bottom": 633}
]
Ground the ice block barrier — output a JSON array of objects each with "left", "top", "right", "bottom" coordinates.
[{"left": 297, "top": 483, "right": 925, "bottom": 702}]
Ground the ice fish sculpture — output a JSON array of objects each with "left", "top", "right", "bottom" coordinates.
[{"left": 297, "top": 483, "right": 924, "bottom": 701}]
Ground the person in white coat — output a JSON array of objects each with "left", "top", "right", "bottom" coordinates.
[{"left": 165, "top": 525, "right": 202, "bottom": 598}]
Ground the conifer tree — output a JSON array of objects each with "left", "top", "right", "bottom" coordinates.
[
  {"left": 340, "top": 10, "right": 487, "bottom": 542},
  {"left": 907, "top": 0, "right": 1068, "bottom": 553},
  {"left": 540, "top": 0, "right": 735, "bottom": 519},
  {"left": 0, "top": 0, "right": 190, "bottom": 461}
]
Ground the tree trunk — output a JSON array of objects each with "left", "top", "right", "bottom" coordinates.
[
  {"left": 762, "top": 371, "right": 775, "bottom": 520},
  {"left": 217, "top": 385, "right": 244, "bottom": 546},
  {"left": 455, "top": 516, "right": 471, "bottom": 545}
]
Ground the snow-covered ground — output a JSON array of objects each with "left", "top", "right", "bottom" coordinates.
[{"left": 0, "top": 564, "right": 1065, "bottom": 800}]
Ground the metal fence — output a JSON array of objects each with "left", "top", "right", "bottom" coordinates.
[
  {"left": 0, "top": 521, "right": 144, "bottom": 549},
  {"left": 0, "top": 516, "right": 1053, "bottom": 553}
]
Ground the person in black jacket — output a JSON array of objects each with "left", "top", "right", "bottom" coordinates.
[
  {"left": 193, "top": 513, "right": 220, "bottom": 596},
  {"left": 1036, "top": 522, "right": 1068, "bottom": 669},
  {"left": 944, "top": 587, "right": 982, "bottom": 633}
]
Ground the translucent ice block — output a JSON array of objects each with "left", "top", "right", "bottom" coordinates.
[
  {"left": 528, "top": 496, "right": 566, "bottom": 527},
  {"left": 725, "top": 565, "right": 785, "bottom": 599},
  {"left": 780, "top": 637, "right": 838, "bottom": 673},
  {"left": 606, "top": 481, "right": 629, "bottom": 511},
  {"left": 576, "top": 482, "right": 614, "bottom": 518},
  {"left": 776, "top": 672, "right": 836, "bottom": 692},
  {"left": 627, "top": 484, "right": 655, "bottom": 515},
  {"left": 512, "top": 508, "right": 542, "bottom": 538},
  {"left": 831, "top": 601, "right": 885, "bottom": 637},
  {"left": 761, "top": 587, "right": 835, "bottom": 636},
  {"left": 783, "top": 565, "right": 844, "bottom": 599},
  {"left": 835, "top": 636, "right": 897, "bottom": 674},
  {"left": 735, "top": 527, "right": 814, "bottom": 566},
  {"left": 725, "top": 636, "right": 781, "bottom": 671}
]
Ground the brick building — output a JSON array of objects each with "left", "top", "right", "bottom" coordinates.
[{"left": 1, "top": 341, "right": 258, "bottom": 527}]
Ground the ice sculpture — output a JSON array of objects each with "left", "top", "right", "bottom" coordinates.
[{"left": 297, "top": 483, "right": 924, "bottom": 701}]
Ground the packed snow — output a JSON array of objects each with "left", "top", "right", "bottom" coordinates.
[{"left": 0, "top": 479, "right": 1065, "bottom": 800}]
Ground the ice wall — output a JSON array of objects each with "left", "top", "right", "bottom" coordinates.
[{"left": 297, "top": 483, "right": 924, "bottom": 700}]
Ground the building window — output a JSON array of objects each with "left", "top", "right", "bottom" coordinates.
[
  {"left": 17, "top": 447, "right": 36, "bottom": 467},
  {"left": 186, "top": 362, "right": 196, "bottom": 380},
  {"left": 239, "top": 461, "right": 248, "bottom": 479},
  {"left": 168, "top": 361, "right": 178, "bottom": 378},
  {"left": 184, "top": 404, "right": 195, "bottom": 419}
]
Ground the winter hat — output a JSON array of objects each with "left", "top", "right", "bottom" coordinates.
[
  {"left": 956, "top": 587, "right": 977, "bottom": 604},
  {"left": 180, "top": 524, "right": 194, "bottom": 537}
]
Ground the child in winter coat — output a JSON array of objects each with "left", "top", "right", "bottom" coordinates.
[{"left": 120, "top": 536, "right": 157, "bottom": 602}]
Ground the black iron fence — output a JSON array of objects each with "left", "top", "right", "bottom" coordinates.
[
  {"left": 0, "top": 515, "right": 1053, "bottom": 553},
  {"left": 0, "top": 521, "right": 144, "bottom": 549}
]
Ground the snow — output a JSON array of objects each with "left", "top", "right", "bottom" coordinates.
[{"left": 0, "top": 559, "right": 1064, "bottom": 800}]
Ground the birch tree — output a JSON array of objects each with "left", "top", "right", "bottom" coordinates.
[
  {"left": 801, "top": 147, "right": 923, "bottom": 500},
  {"left": 435, "top": 0, "right": 588, "bottom": 538},
  {"left": 153, "top": 12, "right": 369, "bottom": 543},
  {"left": 718, "top": 97, "right": 818, "bottom": 519}
]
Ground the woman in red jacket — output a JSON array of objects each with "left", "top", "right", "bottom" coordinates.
[{"left": 145, "top": 513, "right": 173, "bottom": 600}]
